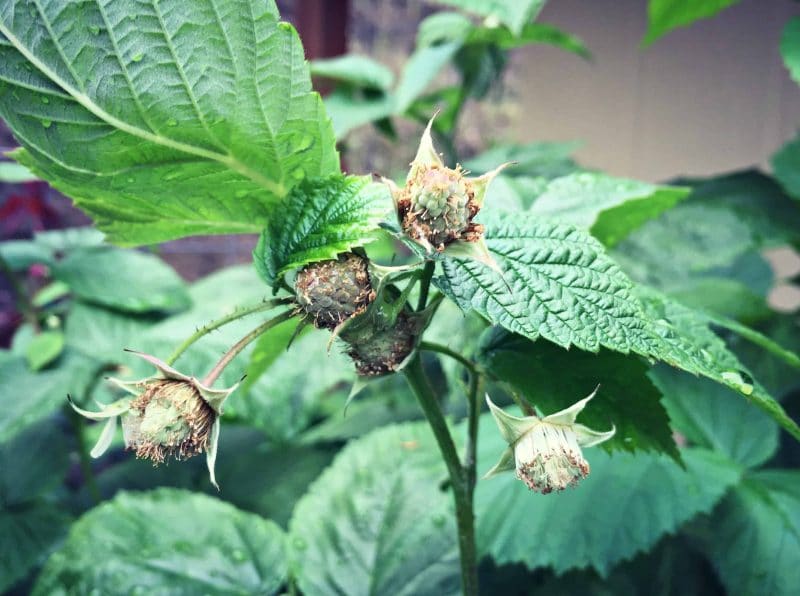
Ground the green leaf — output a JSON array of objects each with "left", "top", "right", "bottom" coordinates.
[
  {"left": 52, "top": 246, "right": 190, "bottom": 313},
  {"left": 467, "top": 22, "right": 589, "bottom": 57},
  {"left": 478, "top": 327, "right": 679, "bottom": 458},
  {"left": 0, "top": 227, "right": 104, "bottom": 271},
  {"left": 643, "top": 0, "right": 743, "bottom": 46},
  {"left": 323, "top": 92, "right": 395, "bottom": 139},
  {"left": 475, "top": 411, "right": 742, "bottom": 575},
  {"left": 0, "top": 351, "right": 97, "bottom": 443},
  {"left": 438, "top": 210, "right": 656, "bottom": 354},
  {"left": 0, "top": 161, "right": 36, "bottom": 183},
  {"left": 696, "top": 471, "right": 800, "bottom": 596},
  {"left": 254, "top": 175, "right": 390, "bottom": 286},
  {"left": 0, "top": 1, "right": 338, "bottom": 246},
  {"left": 64, "top": 301, "right": 158, "bottom": 363},
  {"left": 242, "top": 315, "right": 300, "bottom": 392},
  {"left": 464, "top": 141, "right": 580, "bottom": 180},
  {"left": 430, "top": 0, "right": 546, "bottom": 36},
  {"left": 395, "top": 42, "right": 462, "bottom": 113},
  {"left": 771, "top": 132, "right": 800, "bottom": 200},
  {"left": 289, "top": 422, "right": 460, "bottom": 596},
  {"left": 311, "top": 54, "right": 395, "bottom": 92},
  {"left": 34, "top": 488, "right": 288, "bottom": 595},
  {"left": 530, "top": 172, "right": 690, "bottom": 247},
  {"left": 24, "top": 330, "right": 65, "bottom": 371},
  {"left": 650, "top": 365, "right": 779, "bottom": 468},
  {"left": 781, "top": 17, "right": 800, "bottom": 86}
]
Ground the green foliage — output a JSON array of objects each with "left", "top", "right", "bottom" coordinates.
[
  {"left": 771, "top": 132, "right": 800, "bottom": 200},
  {"left": 643, "top": 0, "right": 743, "bottom": 46},
  {"left": 0, "top": 0, "right": 338, "bottom": 245},
  {"left": 253, "top": 175, "right": 390, "bottom": 287},
  {"left": 289, "top": 423, "right": 460, "bottom": 596},
  {"left": 474, "top": 413, "right": 742, "bottom": 575},
  {"left": 478, "top": 327, "right": 679, "bottom": 458},
  {"left": 695, "top": 471, "right": 800, "bottom": 596},
  {"left": 781, "top": 17, "right": 800, "bottom": 87},
  {"left": 33, "top": 488, "right": 288, "bottom": 595},
  {"left": 24, "top": 330, "right": 65, "bottom": 371},
  {"left": 430, "top": 0, "right": 546, "bottom": 35},
  {"left": 311, "top": 54, "right": 395, "bottom": 92},
  {"left": 529, "top": 172, "right": 690, "bottom": 247},
  {"left": 0, "top": 421, "right": 72, "bottom": 592},
  {"left": 52, "top": 246, "right": 190, "bottom": 313},
  {"left": 651, "top": 365, "right": 779, "bottom": 468},
  {"left": 0, "top": 161, "right": 36, "bottom": 183}
]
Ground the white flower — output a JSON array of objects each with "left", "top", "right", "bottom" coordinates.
[{"left": 484, "top": 388, "right": 615, "bottom": 493}]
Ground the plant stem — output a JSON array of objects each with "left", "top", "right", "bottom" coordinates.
[
  {"left": 202, "top": 309, "right": 295, "bottom": 386},
  {"left": 403, "top": 354, "right": 479, "bottom": 596},
  {"left": 420, "top": 341, "right": 479, "bottom": 376},
  {"left": 166, "top": 297, "right": 292, "bottom": 366},
  {"left": 417, "top": 260, "right": 436, "bottom": 311}
]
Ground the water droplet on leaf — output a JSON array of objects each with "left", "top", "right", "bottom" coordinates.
[
  {"left": 131, "top": 53, "right": 143, "bottom": 62},
  {"left": 235, "top": 189, "right": 248, "bottom": 198},
  {"left": 41, "top": 97, "right": 49, "bottom": 104},
  {"left": 41, "top": 119, "right": 52, "bottom": 128},
  {"left": 166, "top": 118, "right": 178, "bottom": 127}
]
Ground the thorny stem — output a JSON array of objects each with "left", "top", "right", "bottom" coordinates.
[
  {"left": 417, "top": 260, "right": 436, "bottom": 311},
  {"left": 403, "top": 354, "right": 479, "bottom": 596},
  {"left": 202, "top": 309, "right": 295, "bottom": 386},
  {"left": 166, "top": 297, "right": 292, "bottom": 366}
]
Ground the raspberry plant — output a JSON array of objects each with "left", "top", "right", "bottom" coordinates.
[{"left": 1, "top": 1, "right": 800, "bottom": 594}]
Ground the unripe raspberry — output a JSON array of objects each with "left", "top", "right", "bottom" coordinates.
[
  {"left": 345, "top": 311, "right": 419, "bottom": 376},
  {"left": 123, "top": 379, "right": 215, "bottom": 464},
  {"left": 294, "top": 253, "right": 376, "bottom": 329}
]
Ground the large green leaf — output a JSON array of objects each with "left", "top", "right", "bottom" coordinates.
[
  {"left": 696, "top": 471, "right": 800, "bottom": 596},
  {"left": 474, "top": 413, "right": 742, "bottom": 575},
  {"left": 52, "top": 246, "right": 190, "bottom": 313},
  {"left": 289, "top": 423, "right": 460, "bottom": 596},
  {"left": 0, "top": 0, "right": 338, "bottom": 245},
  {"left": 0, "top": 161, "right": 36, "bottom": 183},
  {"left": 323, "top": 92, "right": 396, "bottom": 139},
  {"left": 253, "top": 175, "right": 391, "bottom": 286},
  {"left": 394, "top": 42, "right": 461, "bottom": 113},
  {"left": 780, "top": 16, "right": 800, "bottom": 87},
  {"left": 650, "top": 365, "right": 779, "bottom": 468},
  {"left": 464, "top": 141, "right": 580, "bottom": 180},
  {"left": 438, "top": 210, "right": 656, "bottom": 355},
  {"left": 478, "top": 327, "right": 679, "bottom": 458},
  {"left": 64, "top": 301, "right": 159, "bottom": 363},
  {"left": 643, "top": 0, "right": 743, "bottom": 46},
  {"left": 34, "top": 488, "right": 288, "bottom": 595},
  {"left": 431, "top": 0, "right": 546, "bottom": 35},
  {"left": 529, "top": 172, "right": 690, "bottom": 247}
]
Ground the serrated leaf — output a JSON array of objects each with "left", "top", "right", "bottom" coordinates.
[
  {"left": 311, "top": 54, "right": 395, "bottom": 91},
  {"left": 643, "top": 0, "right": 743, "bottom": 46},
  {"left": 781, "top": 17, "right": 800, "bottom": 86},
  {"left": 650, "top": 365, "right": 779, "bottom": 468},
  {"left": 530, "top": 172, "right": 690, "bottom": 246},
  {"left": 464, "top": 140, "right": 580, "bottom": 180},
  {"left": 395, "top": 42, "right": 461, "bottom": 113},
  {"left": 475, "top": 410, "right": 742, "bottom": 575},
  {"left": 771, "top": 132, "right": 800, "bottom": 200},
  {"left": 438, "top": 210, "right": 656, "bottom": 354},
  {"left": 430, "top": 0, "right": 546, "bottom": 36},
  {"left": 478, "top": 327, "right": 679, "bottom": 458},
  {"left": 64, "top": 301, "right": 159, "bottom": 362},
  {"left": 0, "top": 0, "right": 338, "bottom": 245},
  {"left": 52, "top": 246, "right": 190, "bottom": 313},
  {"left": 696, "top": 471, "right": 800, "bottom": 596},
  {"left": 254, "top": 175, "right": 390, "bottom": 286},
  {"left": 33, "top": 488, "right": 288, "bottom": 595},
  {"left": 24, "top": 330, "right": 64, "bottom": 371},
  {"left": 289, "top": 422, "right": 460, "bottom": 596}
]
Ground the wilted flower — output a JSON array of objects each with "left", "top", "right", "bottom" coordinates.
[
  {"left": 69, "top": 351, "right": 239, "bottom": 488},
  {"left": 384, "top": 116, "right": 510, "bottom": 270},
  {"left": 484, "top": 388, "right": 615, "bottom": 494}
]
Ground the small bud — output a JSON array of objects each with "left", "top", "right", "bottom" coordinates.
[
  {"left": 69, "top": 351, "right": 239, "bottom": 489},
  {"left": 345, "top": 311, "right": 419, "bottom": 376},
  {"left": 484, "top": 388, "right": 614, "bottom": 494},
  {"left": 295, "top": 253, "right": 376, "bottom": 329}
]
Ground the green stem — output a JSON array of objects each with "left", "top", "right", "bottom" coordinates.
[
  {"left": 403, "top": 355, "right": 479, "bottom": 596},
  {"left": 166, "top": 297, "right": 292, "bottom": 366},
  {"left": 417, "top": 261, "right": 436, "bottom": 311},
  {"left": 420, "top": 341, "right": 479, "bottom": 376},
  {"left": 202, "top": 310, "right": 295, "bottom": 386}
]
